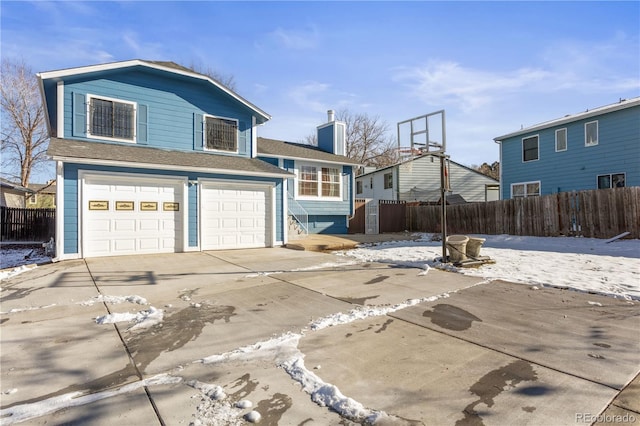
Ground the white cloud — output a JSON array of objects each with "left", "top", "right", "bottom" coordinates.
[
  {"left": 287, "top": 81, "right": 331, "bottom": 113},
  {"left": 392, "top": 60, "right": 552, "bottom": 113},
  {"left": 393, "top": 34, "right": 640, "bottom": 114},
  {"left": 268, "top": 25, "right": 319, "bottom": 50}
]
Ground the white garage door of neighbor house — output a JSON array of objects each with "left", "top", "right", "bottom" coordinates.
[
  {"left": 83, "top": 176, "right": 184, "bottom": 257},
  {"left": 201, "top": 184, "right": 271, "bottom": 250}
]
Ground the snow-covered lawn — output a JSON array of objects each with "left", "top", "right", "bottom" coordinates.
[
  {"left": 1, "top": 233, "right": 638, "bottom": 424},
  {"left": 338, "top": 233, "right": 640, "bottom": 301},
  {"left": 0, "top": 245, "right": 51, "bottom": 280}
]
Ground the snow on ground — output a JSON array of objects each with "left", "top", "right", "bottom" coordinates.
[
  {"left": 94, "top": 307, "right": 164, "bottom": 330},
  {"left": 338, "top": 234, "right": 640, "bottom": 301},
  {"left": 1, "top": 234, "right": 638, "bottom": 424},
  {"left": 0, "top": 246, "right": 51, "bottom": 271}
]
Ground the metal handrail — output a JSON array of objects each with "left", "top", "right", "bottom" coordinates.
[{"left": 287, "top": 192, "right": 308, "bottom": 236}]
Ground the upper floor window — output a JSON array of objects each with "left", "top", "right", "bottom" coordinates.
[
  {"left": 522, "top": 135, "right": 539, "bottom": 162},
  {"left": 511, "top": 181, "right": 540, "bottom": 198},
  {"left": 585, "top": 121, "right": 598, "bottom": 146},
  {"left": 88, "top": 96, "right": 136, "bottom": 142},
  {"left": 597, "top": 173, "right": 625, "bottom": 189},
  {"left": 384, "top": 172, "right": 393, "bottom": 189},
  {"left": 205, "top": 115, "right": 238, "bottom": 152},
  {"left": 555, "top": 128, "right": 567, "bottom": 152},
  {"left": 298, "top": 164, "right": 341, "bottom": 199}
]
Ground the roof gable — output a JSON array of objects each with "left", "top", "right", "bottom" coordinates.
[{"left": 37, "top": 59, "right": 270, "bottom": 124}]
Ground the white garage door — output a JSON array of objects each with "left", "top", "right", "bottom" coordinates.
[
  {"left": 83, "top": 176, "right": 184, "bottom": 257},
  {"left": 201, "top": 183, "right": 271, "bottom": 250}
]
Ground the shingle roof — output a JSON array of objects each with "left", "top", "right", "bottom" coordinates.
[
  {"left": 47, "top": 138, "right": 293, "bottom": 178},
  {"left": 0, "top": 178, "right": 32, "bottom": 193},
  {"left": 257, "top": 137, "right": 361, "bottom": 165}
]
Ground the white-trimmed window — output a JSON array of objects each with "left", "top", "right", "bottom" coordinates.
[
  {"left": 555, "top": 128, "right": 567, "bottom": 152},
  {"left": 27, "top": 194, "right": 37, "bottom": 205},
  {"left": 204, "top": 115, "right": 238, "bottom": 152},
  {"left": 297, "top": 164, "right": 341, "bottom": 199},
  {"left": 597, "top": 173, "right": 625, "bottom": 189},
  {"left": 511, "top": 181, "right": 540, "bottom": 198},
  {"left": 87, "top": 95, "right": 136, "bottom": 142},
  {"left": 585, "top": 121, "right": 598, "bottom": 146},
  {"left": 522, "top": 135, "right": 539, "bottom": 162},
  {"left": 384, "top": 172, "right": 393, "bottom": 189}
]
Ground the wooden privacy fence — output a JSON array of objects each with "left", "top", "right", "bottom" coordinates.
[
  {"left": 1, "top": 207, "right": 56, "bottom": 242},
  {"left": 406, "top": 187, "right": 640, "bottom": 239}
]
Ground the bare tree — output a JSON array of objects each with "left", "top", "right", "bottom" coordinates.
[
  {"left": 303, "top": 109, "right": 398, "bottom": 168},
  {"left": 188, "top": 60, "right": 237, "bottom": 92},
  {"left": 472, "top": 161, "right": 500, "bottom": 180},
  {"left": 1, "top": 58, "right": 49, "bottom": 186}
]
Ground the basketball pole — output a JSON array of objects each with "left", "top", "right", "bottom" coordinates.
[{"left": 440, "top": 153, "right": 447, "bottom": 262}]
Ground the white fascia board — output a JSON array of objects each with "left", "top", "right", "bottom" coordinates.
[
  {"left": 50, "top": 156, "right": 293, "bottom": 179},
  {"left": 37, "top": 76, "right": 53, "bottom": 137},
  {"left": 37, "top": 60, "right": 271, "bottom": 123},
  {"left": 56, "top": 82, "right": 64, "bottom": 138},
  {"left": 494, "top": 97, "right": 640, "bottom": 141}
]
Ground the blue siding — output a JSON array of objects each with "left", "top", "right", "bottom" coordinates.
[
  {"left": 500, "top": 106, "right": 640, "bottom": 199},
  {"left": 308, "top": 215, "right": 347, "bottom": 234},
  {"left": 62, "top": 69, "right": 255, "bottom": 156},
  {"left": 188, "top": 182, "right": 198, "bottom": 246},
  {"left": 317, "top": 125, "right": 334, "bottom": 154},
  {"left": 63, "top": 165, "right": 79, "bottom": 254},
  {"left": 61, "top": 164, "right": 284, "bottom": 255}
]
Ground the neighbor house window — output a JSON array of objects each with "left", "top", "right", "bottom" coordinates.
[
  {"left": 384, "top": 172, "right": 393, "bottom": 189},
  {"left": 298, "top": 164, "right": 341, "bottom": 198},
  {"left": 27, "top": 194, "right": 37, "bottom": 205},
  {"left": 597, "top": 173, "right": 625, "bottom": 189},
  {"left": 522, "top": 135, "right": 539, "bottom": 162},
  {"left": 511, "top": 181, "right": 540, "bottom": 198},
  {"left": 585, "top": 121, "right": 598, "bottom": 146},
  {"left": 356, "top": 180, "right": 363, "bottom": 194},
  {"left": 555, "top": 128, "right": 567, "bottom": 152},
  {"left": 205, "top": 116, "right": 238, "bottom": 152},
  {"left": 88, "top": 96, "right": 136, "bottom": 141}
]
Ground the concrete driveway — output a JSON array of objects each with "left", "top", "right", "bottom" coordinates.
[{"left": 0, "top": 248, "right": 638, "bottom": 425}]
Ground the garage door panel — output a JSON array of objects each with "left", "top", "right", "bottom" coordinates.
[
  {"left": 113, "top": 219, "right": 136, "bottom": 232},
  {"left": 84, "top": 176, "right": 183, "bottom": 257},
  {"left": 139, "top": 219, "right": 160, "bottom": 231},
  {"left": 113, "top": 239, "right": 136, "bottom": 252},
  {"left": 201, "top": 184, "right": 271, "bottom": 250}
]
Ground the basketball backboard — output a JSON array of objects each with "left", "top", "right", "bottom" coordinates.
[{"left": 397, "top": 109, "right": 446, "bottom": 156}]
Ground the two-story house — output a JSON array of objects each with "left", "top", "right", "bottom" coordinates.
[
  {"left": 355, "top": 154, "right": 499, "bottom": 203},
  {"left": 494, "top": 97, "right": 640, "bottom": 200},
  {"left": 38, "top": 60, "right": 357, "bottom": 259}
]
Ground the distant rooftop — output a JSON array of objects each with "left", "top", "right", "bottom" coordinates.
[{"left": 494, "top": 97, "right": 640, "bottom": 141}]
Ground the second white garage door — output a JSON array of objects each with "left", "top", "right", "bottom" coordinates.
[{"left": 201, "top": 183, "right": 272, "bottom": 250}]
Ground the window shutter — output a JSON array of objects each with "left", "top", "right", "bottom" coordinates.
[
  {"left": 72, "top": 93, "right": 86, "bottom": 137},
  {"left": 194, "top": 113, "right": 203, "bottom": 150},
  {"left": 137, "top": 104, "right": 148, "bottom": 144}
]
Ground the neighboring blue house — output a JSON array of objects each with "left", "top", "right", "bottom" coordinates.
[
  {"left": 37, "top": 60, "right": 358, "bottom": 259},
  {"left": 494, "top": 97, "right": 640, "bottom": 200}
]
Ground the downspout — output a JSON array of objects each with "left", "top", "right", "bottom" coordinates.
[{"left": 494, "top": 138, "right": 502, "bottom": 200}]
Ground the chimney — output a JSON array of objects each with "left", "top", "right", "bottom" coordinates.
[{"left": 317, "top": 109, "right": 346, "bottom": 156}]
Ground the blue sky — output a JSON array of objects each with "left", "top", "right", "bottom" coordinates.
[{"left": 2, "top": 1, "right": 639, "bottom": 182}]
